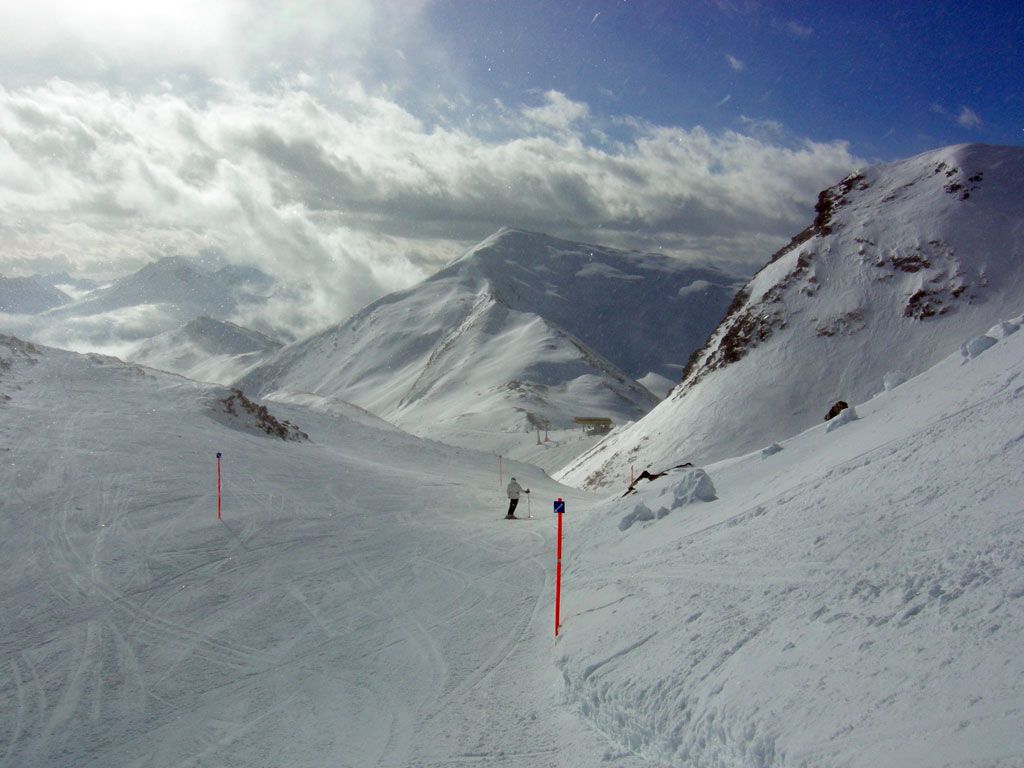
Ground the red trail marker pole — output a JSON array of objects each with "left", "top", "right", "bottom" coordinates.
[
  {"left": 554, "top": 497, "right": 565, "bottom": 636},
  {"left": 216, "top": 452, "right": 222, "bottom": 520}
]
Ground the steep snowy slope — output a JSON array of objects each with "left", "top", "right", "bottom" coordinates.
[
  {"left": 561, "top": 143, "right": 1024, "bottom": 488},
  {"left": 556, "top": 309, "right": 1024, "bottom": 767},
  {"left": 238, "top": 228, "right": 740, "bottom": 459},
  {"left": 125, "top": 316, "right": 282, "bottom": 384}
]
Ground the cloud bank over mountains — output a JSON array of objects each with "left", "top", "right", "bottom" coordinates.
[
  {"left": 0, "top": 1, "right": 863, "bottom": 331},
  {"left": 1, "top": 79, "right": 859, "bottom": 324}
]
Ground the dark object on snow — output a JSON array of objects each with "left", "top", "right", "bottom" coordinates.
[
  {"left": 623, "top": 462, "right": 693, "bottom": 496},
  {"left": 505, "top": 478, "right": 529, "bottom": 518},
  {"left": 824, "top": 400, "right": 849, "bottom": 421}
]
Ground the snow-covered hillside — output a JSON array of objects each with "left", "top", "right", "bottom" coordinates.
[
  {"left": 560, "top": 143, "right": 1024, "bottom": 488},
  {"left": 0, "top": 333, "right": 643, "bottom": 768},
  {"left": 557, "top": 310, "right": 1024, "bottom": 767},
  {"left": 125, "top": 316, "right": 282, "bottom": 384},
  {"left": 238, "top": 228, "right": 740, "bottom": 464},
  {"left": 3, "top": 308, "right": 1023, "bottom": 766}
]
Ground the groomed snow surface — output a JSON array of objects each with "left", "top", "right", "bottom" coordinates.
[{"left": 2, "top": 309, "right": 1024, "bottom": 767}]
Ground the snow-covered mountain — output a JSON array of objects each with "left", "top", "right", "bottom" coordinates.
[
  {"left": 45, "top": 256, "right": 272, "bottom": 321},
  {"left": 0, "top": 274, "right": 71, "bottom": 314},
  {"left": 237, "top": 228, "right": 741, "bottom": 461},
  {"left": 125, "top": 316, "right": 283, "bottom": 384},
  {"left": 40, "top": 272, "right": 101, "bottom": 299},
  {"left": 0, "top": 257, "right": 283, "bottom": 357},
  {"left": 560, "top": 143, "right": 1024, "bottom": 488}
]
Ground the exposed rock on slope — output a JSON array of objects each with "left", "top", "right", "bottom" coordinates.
[{"left": 559, "top": 143, "right": 1024, "bottom": 488}]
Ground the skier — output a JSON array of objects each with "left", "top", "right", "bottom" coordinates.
[{"left": 505, "top": 477, "right": 529, "bottom": 519}]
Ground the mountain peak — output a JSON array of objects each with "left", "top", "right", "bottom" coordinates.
[{"left": 560, "top": 143, "right": 1024, "bottom": 487}]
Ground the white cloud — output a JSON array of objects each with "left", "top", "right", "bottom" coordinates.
[
  {"left": 957, "top": 106, "right": 982, "bottom": 128},
  {"left": 522, "top": 91, "right": 590, "bottom": 131},
  {"left": 739, "top": 115, "right": 785, "bottom": 140},
  {"left": 0, "top": 0, "right": 433, "bottom": 89},
  {"left": 726, "top": 54, "right": 746, "bottom": 72},
  {"left": 0, "top": 80, "right": 860, "bottom": 335}
]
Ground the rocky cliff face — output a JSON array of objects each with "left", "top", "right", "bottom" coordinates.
[{"left": 559, "top": 143, "right": 1024, "bottom": 489}]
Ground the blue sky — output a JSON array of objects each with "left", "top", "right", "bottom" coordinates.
[
  {"left": 0, "top": 0, "right": 1021, "bottom": 331},
  {"left": 428, "top": 0, "right": 1021, "bottom": 160}
]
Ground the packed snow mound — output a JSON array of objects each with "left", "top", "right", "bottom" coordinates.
[
  {"left": 637, "top": 371, "right": 676, "bottom": 398},
  {"left": 882, "top": 371, "right": 907, "bottom": 391},
  {"left": 560, "top": 143, "right": 1024, "bottom": 488},
  {"left": 558, "top": 311, "right": 1024, "bottom": 767},
  {"left": 825, "top": 404, "right": 859, "bottom": 431},
  {"left": 238, "top": 228, "right": 741, "bottom": 463},
  {"left": 988, "top": 319, "right": 1020, "bottom": 339},
  {"left": 618, "top": 466, "right": 716, "bottom": 530},
  {"left": 961, "top": 333, "right": 998, "bottom": 360},
  {"left": 671, "top": 467, "right": 717, "bottom": 505}
]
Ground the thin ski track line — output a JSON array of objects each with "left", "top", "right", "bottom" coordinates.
[
  {"left": 48, "top": 489, "right": 279, "bottom": 673},
  {"left": 0, "top": 659, "right": 26, "bottom": 768},
  {"left": 163, "top": 690, "right": 304, "bottom": 768},
  {"left": 342, "top": 555, "right": 448, "bottom": 768},
  {"left": 420, "top": 549, "right": 548, "bottom": 728}
]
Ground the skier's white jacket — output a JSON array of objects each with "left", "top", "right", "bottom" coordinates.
[{"left": 507, "top": 479, "right": 524, "bottom": 499}]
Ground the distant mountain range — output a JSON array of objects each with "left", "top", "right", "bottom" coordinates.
[
  {"left": 0, "top": 256, "right": 282, "bottom": 355},
  {"left": 236, "top": 228, "right": 741, "bottom": 457},
  {"left": 44, "top": 256, "right": 273, "bottom": 321},
  {"left": 560, "top": 143, "right": 1024, "bottom": 488},
  {"left": 126, "top": 316, "right": 283, "bottom": 384},
  {"left": 0, "top": 275, "right": 71, "bottom": 314}
]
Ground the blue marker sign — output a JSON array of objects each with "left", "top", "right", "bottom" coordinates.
[{"left": 553, "top": 498, "right": 565, "bottom": 514}]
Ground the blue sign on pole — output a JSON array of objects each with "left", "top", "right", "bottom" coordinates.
[{"left": 553, "top": 498, "right": 565, "bottom": 514}]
